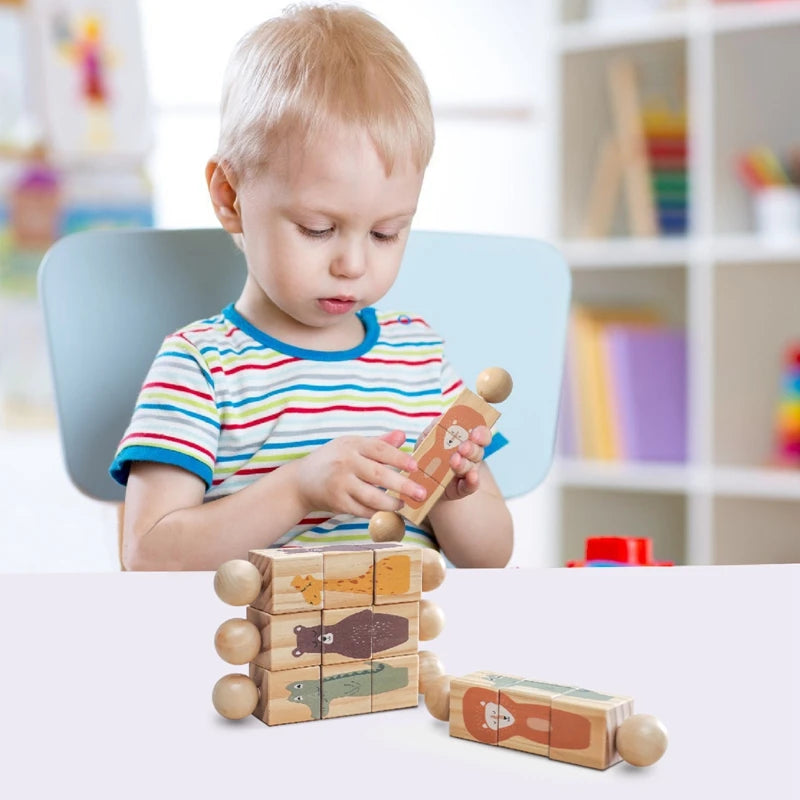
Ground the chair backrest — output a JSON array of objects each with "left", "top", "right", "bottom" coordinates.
[{"left": 39, "top": 228, "right": 570, "bottom": 503}]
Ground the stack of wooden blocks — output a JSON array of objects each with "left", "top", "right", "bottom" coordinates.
[
  {"left": 216, "top": 542, "right": 435, "bottom": 725},
  {"left": 448, "top": 671, "right": 635, "bottom": 770}
]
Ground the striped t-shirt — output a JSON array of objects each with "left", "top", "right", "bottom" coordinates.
[{"left": 110, "top": 303, "right": 465, "bottom": 549}]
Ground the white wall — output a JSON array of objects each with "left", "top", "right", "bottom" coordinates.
[
  {"left": 1, "top": 1, "right": 557, "bottom": 572},
  {"left": 139, "top": 0, "right": 554, "bottom": 237}
]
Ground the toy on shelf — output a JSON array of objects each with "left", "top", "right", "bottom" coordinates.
[
  {"left": 737, "top": 145, "right": 800, "bottom": 241},
  {"left": 582, "top": 55, "right": 688, "bottom": 239},
  {"left": 211, "top": 541, "right": 447, "bottom": 724},
  {"left": 368, "top": 366, "right": 512, "bottom": 542},
  {"left": 567, "top": 536, "right": 674, "bottom": 567},
  {"left": 424, "top": 670, "right": 668, "bottom": 770},
  {"left": 772, "top": 343, "right": 800, "bottom": 467}
]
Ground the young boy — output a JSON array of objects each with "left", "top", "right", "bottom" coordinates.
[{"left": 111, "top": 4, "right": 513, "bottom": 571}]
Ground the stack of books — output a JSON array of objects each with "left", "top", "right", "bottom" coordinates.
[
  {"left": 644, "top": 104, "right": 689, "bottom": 236},
  {"left": 558, "top": 305, "right": 687, "bottom": 463}
]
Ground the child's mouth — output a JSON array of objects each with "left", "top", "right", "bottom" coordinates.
[{"left": 318, "top": 297, "right": 356, "bottom": 314}]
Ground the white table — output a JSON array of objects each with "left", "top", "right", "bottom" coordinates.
[{"left": 1, "top": 565, "right": 797, "bottom": 798}]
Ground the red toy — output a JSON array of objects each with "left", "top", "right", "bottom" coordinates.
[{"left": 567, "top": 536, "right": 673, "bottom": 567}]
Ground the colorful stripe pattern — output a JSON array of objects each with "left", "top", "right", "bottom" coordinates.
[{"left": 110, "top": 304, "right": 464, "bottom": 548}]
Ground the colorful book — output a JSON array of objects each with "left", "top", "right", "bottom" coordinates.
[
  {"left": 605, "top": 326, "right": 687, "bottom": 462},
  {"left": 570, "top": 306, "right": 659, "bottom": 460}
]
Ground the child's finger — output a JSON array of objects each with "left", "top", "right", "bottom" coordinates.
[
  {"left": 457, "top": 439, "right": 485, "bottom": 464},
  {"left": 367, "top": 437, "right": 418, "bottom": 473},
  {"left": 351, "top": 484, "right": 406, "bottom": 515},
  {"left": 469, "top": 425, "right": 492, "bottom": 447},
  {"left": 447, "top": 468, "right": 480, "bottom": 499},
  {"left": 379, "top": 429, "right": 407, "bottom": 449}
]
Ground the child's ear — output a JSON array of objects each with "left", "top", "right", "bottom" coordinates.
[{"left": 206, "top": 159, "right": 243, "bottom": 234}]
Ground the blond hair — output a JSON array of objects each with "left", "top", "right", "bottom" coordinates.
[{"left": 216, "top": 3, "right": 435, "bottom": 178}]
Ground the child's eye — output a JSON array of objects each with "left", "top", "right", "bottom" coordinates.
[
  {"left": 371, "top": 230, "right": 399, "bottom": 243},
  {"left": 298, "top": 224, "right": 332, "bottom": 238}
]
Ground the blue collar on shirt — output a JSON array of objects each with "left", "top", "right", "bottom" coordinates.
[{"left": 222, "top": 303, "right": 380, "bottom": 361}]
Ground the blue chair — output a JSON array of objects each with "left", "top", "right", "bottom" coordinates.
[{"left": 39, "top": 228, "right": 570, "bottom": 509}]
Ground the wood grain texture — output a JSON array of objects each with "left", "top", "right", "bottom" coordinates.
[
  {"left": 373, "top": 545, "right": 422, "bottom": 606},
  {"left": 248, "top": 549, "right": 324, "bottom": 614},
  {"left": 321, "top": 549, "right": 375, "bottom": 608},
  {"left": 497, "top": 679, "right": 578, "bottom": 757},
  {"left": 549, "top": 689, "right": 634, "bottom": 770},
  {"left": 371, "top": 601, "right": 419, "bottom": 659},
  {"left": 391, "top": 388, "right": 501, "bottom": 524},
  {"left": 371, "top": 653, "right": 419, "bottom": 713},
  {"left": 250, "top": 663, "right": 322, "bottom": 725},
  {"left": 321, "top": 660, "right": 373, "bottom": 719},
  {"left": 449, "top": 671, "right": 507, "bottom": 745},
  {"left": 246, "top": 606, "right": 322, "bottom": 670}
]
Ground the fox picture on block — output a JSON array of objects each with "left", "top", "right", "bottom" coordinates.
[
  {"left": 391, "top": 389, "right": 501, "bottom": 525},
  {"left": 426, "top": 671, "right": 667, "bottom": 770}
]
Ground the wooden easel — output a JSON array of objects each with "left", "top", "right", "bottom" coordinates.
[{"left": 582, "top": 56, "right": 658, "bottom": 238}]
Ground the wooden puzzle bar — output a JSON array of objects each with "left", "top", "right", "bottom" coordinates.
[
  {"left": 424, "top": 671, "right": 667, "bottom": 770},
  {"left": 212, "top": 541, "right": 444, "bottom": 725}
]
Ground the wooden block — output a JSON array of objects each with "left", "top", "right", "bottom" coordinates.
[
  {"left": 322, "top": 607, "right": 374, "bottom": 665},
  {"left": 371, "top": 653, "right": 419, "bottom": 712},
  {"left": 321, "top": 548, "right": 375, "bottom": 609},
  {"left": 549, "top": 688, "right": 634, "bottom": 770},
  {"left": 498, "top": 678, "right": 579, "bottom": 757},
  {"left": 392, "top": 389, "right": 501, "bottom": 524},
  {"left": 246, "top": 606, "right": 322, "bottom": 670},
  {"left": 394, "top": 471, "right": 445, "bottom": 525},
  {"left": 440, "top": 389, "right": 501, "bottom": 433},
  {"left": 250, "top": 663, "right": 321, "bottom": 725},
  {"left": 373, "top": 544, "right": 422, "bottom": 606},
  {"left": 248, "top": 548, "right": 324, "bottom": 614},
  {"left": 449, "top": 671, "right": 521, "bottom": 745},
  {"left": 321, "top": 660, "right": 373, "bottom": 719},
  {"left": 371, "top": 601, "right": 419, "bottom": 658}
]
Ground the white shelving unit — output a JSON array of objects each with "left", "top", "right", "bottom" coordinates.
[{"left": 548, "top": 0, "right": 800, "bottom": 566}]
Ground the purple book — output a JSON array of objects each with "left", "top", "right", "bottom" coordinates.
[{"left": 605, "top": 326, "right": 687, "bottom": 462}]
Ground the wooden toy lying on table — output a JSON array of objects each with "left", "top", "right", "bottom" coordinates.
[{"left": 424, "top": 670, "right": 668, "bottom": 770}]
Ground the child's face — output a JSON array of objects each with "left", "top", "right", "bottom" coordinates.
[{"left": 233, "top": 124, "right": 425, "bottom": 345}]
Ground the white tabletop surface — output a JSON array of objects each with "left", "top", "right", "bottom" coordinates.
[{"left": 1, "top": 564, "right": 798, "bottom": 799}]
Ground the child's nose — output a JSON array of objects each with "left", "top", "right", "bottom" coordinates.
[{"left": 330, "top": 239, "right": 367, "bottom": 279}]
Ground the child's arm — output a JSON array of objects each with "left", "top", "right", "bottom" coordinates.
[
  {"left": 121, "top": 430, "right": 423, "bottom": 570},
  {"left": 425, "top": 428, "right": 514, "bottom": 568}
]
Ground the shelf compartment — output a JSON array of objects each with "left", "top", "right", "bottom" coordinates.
[
  {"left": 571, "top": 263, "right": 687, "bottom": 327},
  {"left": 713, "top": 20, "right": 800, "bottom": 236},
  {"left": 560, "top": 486, "right": 687, "bottom": 566},
  {"left": 713, "top": 496, "right": 800, "bottom": 564},
  {"left": 713, "top": 259, "right": 800, "bottom": 467},
  {"left": 560, "top": 40, "right": 688, "bottom": 239}
]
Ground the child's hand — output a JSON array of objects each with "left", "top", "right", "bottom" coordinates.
[
  {"left": 294, "top": 430, "right": 424, "bottom": 518},
  {"left": 441, "top": 424, "right": 492, "bottom": 501}
]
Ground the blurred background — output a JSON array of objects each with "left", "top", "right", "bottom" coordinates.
[{"left": 1, "top": 0, "right": 799, "bottom": 571}]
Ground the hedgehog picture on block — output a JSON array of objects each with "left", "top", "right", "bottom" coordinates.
[{"left": 212, "top": 541, "right": 446, "bottom": 724}]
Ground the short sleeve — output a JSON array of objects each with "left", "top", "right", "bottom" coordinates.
[
  {"left": 109, "top": 333, "right": 220, "bottom": 488},
  {"left": 439, "top": 354, "right": 464, "bottom": 406}
]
